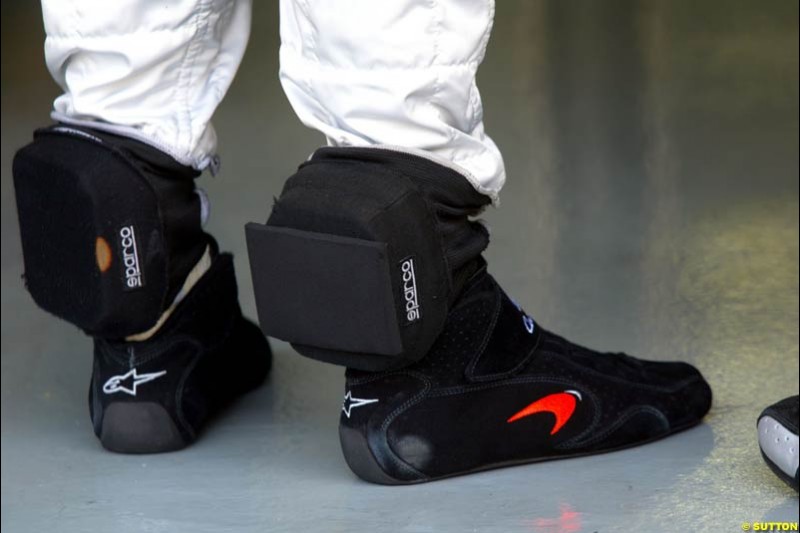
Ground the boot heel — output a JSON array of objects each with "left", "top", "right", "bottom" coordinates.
[{"left": 100, "top": 402, "right": 186, "bottom": 454}]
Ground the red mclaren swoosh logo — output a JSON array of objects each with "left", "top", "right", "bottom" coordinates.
[{"left": 507, "top": 390, "right": 582, "bottom": 435}]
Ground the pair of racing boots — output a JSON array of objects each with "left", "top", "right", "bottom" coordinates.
[{"left": 11, "top": 125, "right": 732, "bottom": 485}]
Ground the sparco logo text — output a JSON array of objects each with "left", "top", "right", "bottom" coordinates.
[
  {"left": 401, "top": 258, "right": 420, "bottom": 322},
  {"left": 120, "top": 225, "right": 143, "bottom": 289}
]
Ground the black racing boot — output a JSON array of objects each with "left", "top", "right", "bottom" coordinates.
[
  {"left": 13, "top": 125, "right": 271, "bottom": 453},
  {"left": 246, "top": 147, "right": 712, "bottom": 483},
  {"left": 757, "top": 396, "right": 799, "bottom": 491},
  {"left": 339, "top": 267, "right": 712, "bottom": 483},
  {"left": 89, "top": 251, "right": 271, "bottom": 453}
]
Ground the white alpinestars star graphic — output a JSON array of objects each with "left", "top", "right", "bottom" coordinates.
[
  {"left": 102, "top": 368, "right": 167, "bottom": 396},
  {"left": 342, "top": 390, "right": 379, "bottom": 418}
]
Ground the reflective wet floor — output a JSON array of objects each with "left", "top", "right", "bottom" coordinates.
[{"left": 2, "top": 1, "right": 798, "bottom": 531}]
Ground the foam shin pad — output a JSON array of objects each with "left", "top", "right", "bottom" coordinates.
[
  {"left": 13, "top": 126, "right": 207, "bottom": 338},
  {"left": 247, "top": 147, "right": 491, "bottom": 371}
]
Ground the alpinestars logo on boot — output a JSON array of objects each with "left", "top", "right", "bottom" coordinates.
[
  {"left": 119, "top": 225, "right": 143, "bottom": 290},
  {"left": 103, "top": 368, "right": 167, "bottom": 396},
  {"left": 342, "top": 391, "right": 379, "bottom": 418},
  {"left": 400, "top": 257, "right": 420, "bottom": 322}
]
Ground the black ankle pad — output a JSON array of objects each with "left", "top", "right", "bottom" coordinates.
[
  {"left": 13, "top": 125, "right": 208, "bottom": 338},
  {"left": 246, "top": 148, "right": 490, "bottom": 371}
]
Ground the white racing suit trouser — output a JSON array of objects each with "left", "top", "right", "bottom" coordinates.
[{"left": 43, "top": 0, "right": 506, "bottom": 201}]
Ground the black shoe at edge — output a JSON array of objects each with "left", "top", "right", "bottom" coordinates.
[{"left": 758, "top": 395, "right": 799, "bottom": 492}]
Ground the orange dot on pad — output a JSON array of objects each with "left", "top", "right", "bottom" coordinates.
[{"left": 95, "top": 237, "right": 112, "bottom": 273}]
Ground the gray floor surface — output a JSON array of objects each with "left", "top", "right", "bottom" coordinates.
[{"left": 2, "top": 1, "right": 798, "bottom": 532}]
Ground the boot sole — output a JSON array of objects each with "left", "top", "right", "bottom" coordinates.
[{"left": 340, "top": 418, "right": 705, "bottom": 485}]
